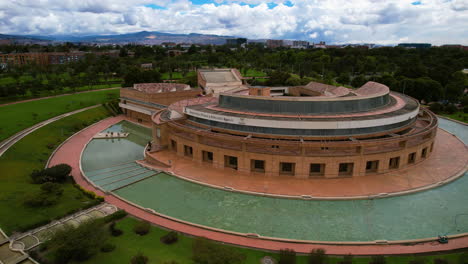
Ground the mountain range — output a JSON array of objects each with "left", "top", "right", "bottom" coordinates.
[{"left": 0, "top": 31, "right": 239, "bottom": 45}]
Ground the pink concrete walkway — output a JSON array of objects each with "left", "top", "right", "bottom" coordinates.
[{"left": 48, "top": 117, "right": 468, "bottom": 255}]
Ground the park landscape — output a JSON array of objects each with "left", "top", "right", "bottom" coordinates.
[{"left": 0, "top": 41, "right": 467, "bottom": 264}]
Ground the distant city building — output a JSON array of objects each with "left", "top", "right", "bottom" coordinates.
[
  {"left": 161, "top": 42, "right": 177, "bottom": 48},
  {"left": 441, "top": 44, "right": 468, "bottom": 50},
  {"left": 398, "top": 43, "right": 432, "bottom": 49},
  {"left": 0, "top": 51, "right": 119, "bottom": 67},
  {"left": 266, "top": 39, "right": 284, "bottom": 48},
  {"left": 291, "top": 40, "right": 309, "bottom": 49},
  {"left": 140, "top": 63, "right": 153, "bottom": 70},
  {"left": 313, "top": 41, "right": 327, "bottom": 49},
  {"left": 226, "top": 38, "right": 247, "bottom": 46}
]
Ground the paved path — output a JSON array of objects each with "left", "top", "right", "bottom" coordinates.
[
  {"left": 0, "top": 105, "right": 100, "bottom": 157},
  {"left": 0, "top": 87, "right": 119, "bottom": 107},
  {"left": 48, "top": 117, "right": 468, "bottom": 255}
]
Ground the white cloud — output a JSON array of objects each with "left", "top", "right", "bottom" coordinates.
[{"left": 0, "top": 0, "right": 467, "bottom": 45}]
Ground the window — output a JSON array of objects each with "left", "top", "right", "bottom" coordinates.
[
  {"left": 408, "top": 152, "right": 416, "bottom": 164},
  {"left": 137, "top": 118, "right": 142, "bottom": 123},
  {"left": 389, "top": 157, "right": 400, "bottom": 169},
  {"left": 184, "top": 145, "right": 193, "bottom": 157},
  {"left": 224, "top": 155, "right": 238, "bottom": 170},
  {"left": 309, "top": 163, "right": 325, "bottom": 177},
  {"left": 338, "top": 163, "right": 353, "bottom": 176},
  {"left": 156, "top": 128, "right": 161, "bottom": 138},
  {"left": 365, "top": 160, "right": 379, "bottom": 173},
  {"left": 202, "top": 151, "right": 213, "bottom": 163},
  {"left": 421, "top": 147, "right": 428, "bottom": 158},
  {"left": 280, "top": 162, "right": 295, "bottom": 175},
  {"left": 171, "top": 140, "right": 177, "bottom": 151},
  {"left": 251, "top": 159, "right": 265, "bottom": 173}
]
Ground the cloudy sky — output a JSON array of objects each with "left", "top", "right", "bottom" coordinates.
[{"left": 1, "top": 0, "right": 467, "bottom": 45}]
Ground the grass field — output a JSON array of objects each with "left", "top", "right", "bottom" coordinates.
[
  {"left": 0, "top": 89, "right": 119, "bottom": 142},
  {"left": 440, "top": 111, "right": 468, "bottom": 123},
  {"left": 243, "top": 69, "right": 267, "bottom": 77},
  {"left": 0, "top": 83, "right": 122, "bottom": 105},
  {"left": 0, "top": 106, "right": 111, "bottom": 234},
  {"left": 160, "top": 71, "right": 196, "bottom": 80},
  {"left": 72, "top": 217, "right": 468, "bottom": 264}
]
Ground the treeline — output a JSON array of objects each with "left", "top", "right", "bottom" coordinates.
[{"left": 1, "top": 43, "right": 467, "bottom": 105}]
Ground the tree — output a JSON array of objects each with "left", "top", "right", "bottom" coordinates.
[
  {"left": 351, "top": 75, "right": 367, "bottom": 88},
  {"left": 308, "top": 248, "right": 327, "bottom": 264},
  {"left": 30, "top": 163, "right": 72, "bottom": 184},
  {"left": 131, "top": 253, "right": 149, "bottom": 264},
  {"left": 279, "top": 249, "right": 296, "bottom": 264},
  {"left": 46, "top": 219, "right": 108, "bottom": 263}
]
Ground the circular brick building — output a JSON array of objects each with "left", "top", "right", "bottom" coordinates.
[{"left": 150, "top": 81, "right": 437, "bottom": 179}]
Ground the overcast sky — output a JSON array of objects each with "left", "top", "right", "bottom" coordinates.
[{"left": 1, "top": 0, "right": 467, "bottom": 45}]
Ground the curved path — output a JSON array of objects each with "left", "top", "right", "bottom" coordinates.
[
  {"left": 0, "top": 105, "right": 100, "bottom": 157},
  {"left": 0, "top": 87, "right": 119, "bottom": 107},
  {"left": 48, "top": 116, "right": 468, "bottom": 255}
]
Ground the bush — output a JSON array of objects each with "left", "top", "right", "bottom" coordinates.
[
  {"left": 308, "top": 248, "right": 327, "bottom": 264},
  {"left": 444, "top": 104, "right": 458, "bottom": 114},
  {"left": 192, "top": 238, "right": 246, "bottom": 264},
  {"left": 369, "top": 255, "right": 386, "bottom": 264},
  {"left": 41, "top": 182, "right": 64, "bottom": 195},
  {"left": 24, "top": 192, "right": 59, "bottom": 207},
  {"left": 429, "top": 102, "right": 444, "bottom": 114},
  {"left": 109, "top": 222, "right": 123, "bottom": 237},
  {"left": 279, "top": 248, "right": 296, "bottom": 264},
  {"left": 133, "top": 221, "right": 151, "bottom": 236},
  {"left": 24, "top": 182, "right": 64, "bottom": 207},
  {"left": 30, "top": 163, "right": 72, "bottom": 184},
  {"left": 102, "top": 210, "right": 128, "bottom": 223},
  {"left": 160, "top": 231, "right": 179, "bottom": 244},
  {"left": 409, "top": 259, "right": 426, "bottom": 264},
  {"left": 131, "top": 253, "right": 148, "bottom": 264},
  {"left": 433, "top": 259, "right": 448, "bottom": 264},
  {"left": 100, "top": 243, "right": 116, "bottom": 253}
]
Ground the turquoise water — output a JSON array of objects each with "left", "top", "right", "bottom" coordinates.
[
  {"left": 82, "top": 119, "right": 468, "bottom": 242},
  {"left": 81, "top": 121, "right": 151, "bottom": 172}
]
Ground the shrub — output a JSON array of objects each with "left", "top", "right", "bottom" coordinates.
[
  {"left": 160, "top": 231, "right": 178, "bottom": 245},
  {"left": 102, "top": 210, "right": 128, "bottom": 223},
  {"left": 444, "top": 104, "right": 458, "bottom": 114},
  {"left": 308, "top": 248, "right": 327, "bottom": 264},
  {"left": 30, "top": 164, "right": 72, "bottom": 184},
  {"left": 279, "top": 248, "right": 296, "bottom": 264},
  {"left": 133, "top": 221, "right": 151, "bottom": 236},
  {"left": 131, "top": 253, "right": 148, "bottom": 264},
  {"left": 369, "top": 255, "right": 386, "bottom": 264},
  {"left": 109, "top": 222, "right": 123, "bottom": 237},
  {"left": 41, "top": 182, "right": 64, "bottom": 195},
  {"left": 433, "top": 259, "right": 448, "bottom": 264},
  {"left": 429, "top": 102, "right": 444, "bottom": 114},
  {"left": 24, "top": 192, "right": 59, "bottom": 207},
  {"left": 192, "top": 238, "right": 246, "bottom": 264},
  {"left": 100, "top": 243, "right": 116, "bottom": 253}
]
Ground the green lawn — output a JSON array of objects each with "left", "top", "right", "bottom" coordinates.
[
  {"left": 73, "top": 217, "right": 468, "bottom": 264},
  {"left": 161, "top": 72, "right": 196, "bottom": 80},
  {"left": 0, "top": 89, "right": 119, "bottom": 142},
  {"left": 0, "top": 106, "right": 111, "bottom": 234},
  {"left": 439, "top": 111, "right": 468, "bottom": 123},
  {"left": 243, "top": 69, "right": 267, "bottom": 77},
  {"left": 0, "top": 83, "right": 122, "bottom": 105}
]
